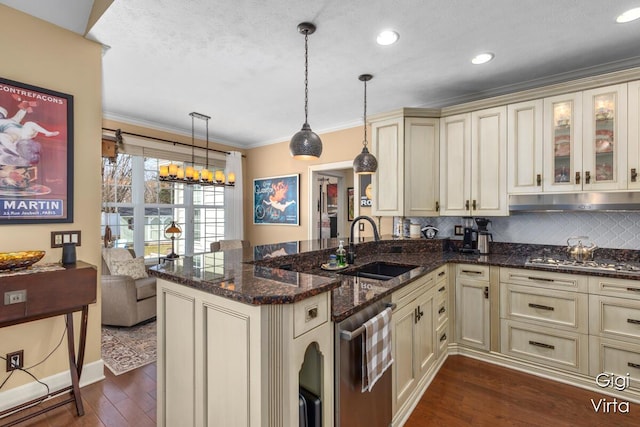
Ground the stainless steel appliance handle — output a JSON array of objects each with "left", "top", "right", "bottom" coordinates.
[{"left": 340, "top": 303, "right": 397, "bottom": 341}]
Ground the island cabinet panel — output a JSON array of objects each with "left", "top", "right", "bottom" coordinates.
[{"left": 156, "top": 278, "right": 333, "bottom": 427}]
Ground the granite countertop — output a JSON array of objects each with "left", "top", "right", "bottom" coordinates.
[{"left": 149, "top": 237, "right": 640, "bottom": 322}]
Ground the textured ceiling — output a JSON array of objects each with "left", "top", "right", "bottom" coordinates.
[{"left": 4, "top": 0, "right": 640, "bottom": 149}]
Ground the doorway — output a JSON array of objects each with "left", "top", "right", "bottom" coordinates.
[{"left": 308, "top": 161, "right": 358, "bottom": 241}]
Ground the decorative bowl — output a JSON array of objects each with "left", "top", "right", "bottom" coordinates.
[{"left": 0, "top": 251, "right": 45, "bottom": 271}]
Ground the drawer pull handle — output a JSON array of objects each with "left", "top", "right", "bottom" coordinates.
[
  {"left": 462, "top": 270, "right": 483, "bottom": 275},
  {"left": 438, "top": 307, "right": 446, "bottom": 315},
  {"left": 306, "top": 307, "right": 318, "bottom": 321},
  {"left": 529, "top": 340, "right": 555, "bottom": 350},
  {"left": 527, "top": 276, "right": 554, "bottom": 282},
  {"left": 627, "top": 318, "right": 640, "bottom": 325},
  {"left": 626, "top": 287, "right": 640, "bottom": 293},
  {"left": 438, "top": 271, "right": 446, "bottom": 277},
  {"left": 440, "top": 333, "right": 447, "bottom": 342},
  {"left": 528, "top": 303, "right": 555, "bottom": 311},
  {"left": 438, "top": 286, "right": 446, "bottom": 292},
  {"left": 628, "top": 362, "right": 640, "bottom": 369}
]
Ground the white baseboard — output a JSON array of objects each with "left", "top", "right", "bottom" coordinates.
[{"left": 0, "top": 359, "right": 105, "bottom": 412}]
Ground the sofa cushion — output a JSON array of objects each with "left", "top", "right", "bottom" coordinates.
[
  {"left": 102, "top": 247, "right": 133, "bottom": 274},
  {"left": 110, "top": 257, "right": 148, "bottom": 280},
  {"left": 135, "top": 276, "right": 157, "bottom": 300}
]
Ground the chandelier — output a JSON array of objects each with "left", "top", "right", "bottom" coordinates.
[{"left": 159, "top": 112, "right": 235, "bottom": 187}]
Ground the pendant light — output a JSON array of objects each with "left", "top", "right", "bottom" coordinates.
[
  {"left": 289, "top": 22, "right": 323, "bottom": 160},
  {"left": 353, "top": 74, "right": 378, "bottom": 174}
]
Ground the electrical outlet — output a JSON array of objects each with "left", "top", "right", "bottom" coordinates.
[
  {"left": 6, "top": 350, "right": 23, "bottom": 372},
  {"left": 4, "top": 290, "right": 26, "bottom": 305},
  {"left": 454, "top": 225, "right": 464, "bottom": 236}
]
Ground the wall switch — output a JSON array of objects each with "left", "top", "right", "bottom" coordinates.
[
  {"left": 4, "top": 290, "right": 26, "bottom": 305},
  {"left": 359, "top": 223, "right": 365, "bottom": 231},
  {"left": 51, "top": 231, "right": 82, "bottom": 248},
  {"left": 454, "top": 225, "right": 464, "bottom": 236}
]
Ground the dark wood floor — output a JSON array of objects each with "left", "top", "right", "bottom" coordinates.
[
  {"left": 405, "top": 355, "right": 640, "bottom": 426},
  {"left": 3, "top": 355, "right": 639, "bottom": 426},
  {"left": 0, "top": 363, "right": 156, "bottom": 427}
]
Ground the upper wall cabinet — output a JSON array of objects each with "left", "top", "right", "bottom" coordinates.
[
  {"left": 440, "top": 106, "right": 508, "bottom": 216},
  {"left": 510, "top": 84, "right": 628, "bottom": 194},
  {"left": 627, "top": 81, "right": 640, "bottom": 190},
  {"left": 371, "top": 111, "right": 440, "bottom": 217}
]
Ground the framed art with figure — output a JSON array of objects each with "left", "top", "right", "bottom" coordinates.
[
  {"left": 0, "top": 77, "right": 74, "bottom": 224},
  {"left": 347, "top": 187, "right": 354, "bottom": 221},
  {"left": 253, "top": 174, "right": 299, "bottom": 225}
]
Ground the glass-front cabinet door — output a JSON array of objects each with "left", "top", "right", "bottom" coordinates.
[
  {"left": 582, "top": 84, "right": 628, "bottom": 191},
  {"left": 543, "top": 92, "right": 583, "bottom": 192}
]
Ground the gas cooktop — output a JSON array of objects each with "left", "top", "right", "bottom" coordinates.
[{"left": 525, "top": 256, "right": 640, "bottom": 276}]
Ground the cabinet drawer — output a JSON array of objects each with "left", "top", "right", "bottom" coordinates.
[
  {"left": 589, "top": 295, "right": 640, "bottom": 343},
  {"left": 589, "top": 276, "right": 640, "bottom": 301},
  {"left": 501, "top": 319, "right": 588, "bottom": 374},
  {"left": 392, "top": 274, "right": 433, "bottom": 309},
  {"left": 456, "top": 264, "right": 490, "bottom": 281},
  {"left": 436, "top": 296, "right": 448, "bottom": 329},
  {"left": 500, "top": 283, "right": 588, "bottom": 333},
  {"left": 294, "top": 292, "right": 328, "bottom": 338},
  {"left": 433, "top": 265, "right": 447, "bottom": 284},
  {"left": 589, "top": 336, "right": 640, "bottom": 390},
  {"left": 436, "top": 321, "right": 449, "bottom": 358},
  {"left": 500, "top": 268, "right": 587, "bottom": 292}
]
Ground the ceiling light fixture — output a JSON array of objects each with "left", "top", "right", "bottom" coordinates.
[
  {"left": 471, "top": 52, "right": 495, "bottom": 65},
  {"left": 616, "top": 7, "right": 640, "bottom": 23},
  {"left": 290, "top": 22, "right": 323, "bottom": 160},
  {"left": 376, "top": 30, "right": 399, "bottom": 46},
  {"left": 159, "top": 112, "right": 235, "bottom": 186},
  {"left": 353, "top": 74, "right": 378, "bottom": 175}
]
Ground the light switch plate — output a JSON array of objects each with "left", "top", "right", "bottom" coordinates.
[{"left": 50, "top": 231, "right": 82, "bottom": 248}]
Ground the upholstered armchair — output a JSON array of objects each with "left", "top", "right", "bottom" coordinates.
[
  {"left": 210, "top": 240, "right": 250, "bottom": 251},
  {"left": 101, "top": 248, "right": 156, "bottom": 327}
]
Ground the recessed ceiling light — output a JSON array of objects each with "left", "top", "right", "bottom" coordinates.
[
  {"left": 616, "top": 7, "right": 640, "bottom": 23},
  {"left": 471, "top": 52, "right": 494, "bottom": 65},
  {"left": 377, "top": 30, "right": 399, "bottom": 46}
]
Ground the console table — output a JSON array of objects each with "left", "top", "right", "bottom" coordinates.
[{"left": 0, "top": 261, "right": 97, "bottom": 426}]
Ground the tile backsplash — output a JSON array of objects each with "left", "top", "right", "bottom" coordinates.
[{"left": 404, "top": 212, "right": 640, "bottom": 250}]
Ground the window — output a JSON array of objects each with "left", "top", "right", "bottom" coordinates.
[{"left": 101, "top": 153, "right": 225, "bottom": 260}]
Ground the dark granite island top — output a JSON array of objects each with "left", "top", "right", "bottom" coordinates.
[{"left": 149, "top": 236, "right": 640, "bottom": 321}]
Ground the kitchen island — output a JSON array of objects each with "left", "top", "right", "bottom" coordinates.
[{"left": 150, "top": 237, "right": 640, "bottom": 426}]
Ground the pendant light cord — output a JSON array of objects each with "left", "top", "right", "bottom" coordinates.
[
  {"left": 304, "top": 31, "right": 309, "bottom": 124},
  {"left": 191, "top": 114, "right": 195, "bottom": 166},
  {"left": 363, "top": 78, "right": 368, "bottom": 147}
]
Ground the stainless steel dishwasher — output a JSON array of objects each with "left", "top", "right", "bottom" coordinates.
[{"left": 335, "top": 296, "right": 393, "bottom": 427}]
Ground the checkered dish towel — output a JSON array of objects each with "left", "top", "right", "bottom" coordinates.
[{"left": 362, "top": 306, "right": 394, "bottom": 392}]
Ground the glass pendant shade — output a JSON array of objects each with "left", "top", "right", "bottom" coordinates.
[
  {"left": 290, "top": 122, "right": 323, "bottom": 159},
  {"left": 353, "top": 146, "right": 378, "bottom": 174}
]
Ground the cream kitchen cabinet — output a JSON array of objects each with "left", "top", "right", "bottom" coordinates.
[
  {"left": 370, "top": 110, "right": 440, "bottom": 217},
  {"left": 628, "top": 80, "right": 640, "bottom": 190},
  {"left": 440, "top": 106, "right": 508, "bottom": 216},
  {"left": 507, "top": 99, "right": 544, "bottom": 194},
  {"left": 543, "top": 84, "right": 627, "bottom": 192},
  {"left": 499, "top": 268, "right": 589, "bottom": 374},
  {"left": 391, "top": 270, "right": 438, "bottom": 424},
  {"left": 589, "top": 275, "right": 640, "bottom": 389},
  {"left": 156, "top": 279, "right": 334, "bottom": 427},
  {"left": 455, "top": 264, "right": 491, "bottom": 350}
]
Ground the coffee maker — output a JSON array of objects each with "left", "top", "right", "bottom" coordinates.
[
  {"left": 475, "top": 218, "right": 493, "bottom": 255},
  {"left": 460, "top": 217, "right": 477, "bottom": 253}
]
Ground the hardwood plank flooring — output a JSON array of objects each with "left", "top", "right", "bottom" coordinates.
[
  {"left": 3, "top": 355, "right": 640, "bottom": 426},
  {"left": 0, "top": 363, "right": 156, "bottom": 427},
  {"left": 405, "top": 355, "right": 640, "bottom": 427}
]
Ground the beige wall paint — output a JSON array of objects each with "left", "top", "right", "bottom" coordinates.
[
  {"left": 0, "top": 6, "right": 103, "bottom": 389},
  {"left": 245, "top": 126, "right": 392, "bottom": 246}
]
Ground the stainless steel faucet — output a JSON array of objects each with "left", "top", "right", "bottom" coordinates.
[{"left": 348, "top": 215, "right": 380, "bottom": 264}]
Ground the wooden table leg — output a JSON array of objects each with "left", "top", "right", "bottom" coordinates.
[{"left": 65, "top": 312, "right": 84, "bottom": 416}]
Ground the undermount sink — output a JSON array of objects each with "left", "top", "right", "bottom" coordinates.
[{"left": 339, "top": 261, "right": 418, "bottom": 281}]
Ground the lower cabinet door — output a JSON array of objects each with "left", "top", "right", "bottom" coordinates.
[
  {"left": 392, "top": 301, "right": 418, "bottom": 414},
  {"left": 415, "top": 288, "right": 436, "bottom": 379},
  {"left": 589, "top": 336, "right": 640, "bottom": 390},
  {"left": 501, "top": 319, "right": 589, "bottom": 374}
]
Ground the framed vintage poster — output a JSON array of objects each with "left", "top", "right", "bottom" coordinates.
[
  {"left": 0, "top": 77, "right": 74, "bottom": 224},
  {"left": 253, "top": 174, "right": 299, "bottom": 225}
]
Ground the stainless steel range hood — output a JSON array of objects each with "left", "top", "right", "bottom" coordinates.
[{"left": 509, "top": 192, "right": 640, "bottom": 212}]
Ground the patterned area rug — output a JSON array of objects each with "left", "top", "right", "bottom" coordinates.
[{"left": 101, "top": 320, "right": 156, "bottom": 375}]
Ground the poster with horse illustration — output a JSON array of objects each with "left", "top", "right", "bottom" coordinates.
[
  {"left": 0, "top": 77, "right": 73, "bottom": 224},
  {"left": 253, "top": 174, "right": 299, "bottom": 225}
]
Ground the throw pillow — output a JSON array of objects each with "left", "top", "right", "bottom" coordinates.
[{"left": 110, "top": 257, "right": 148, "bottom": 280}]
